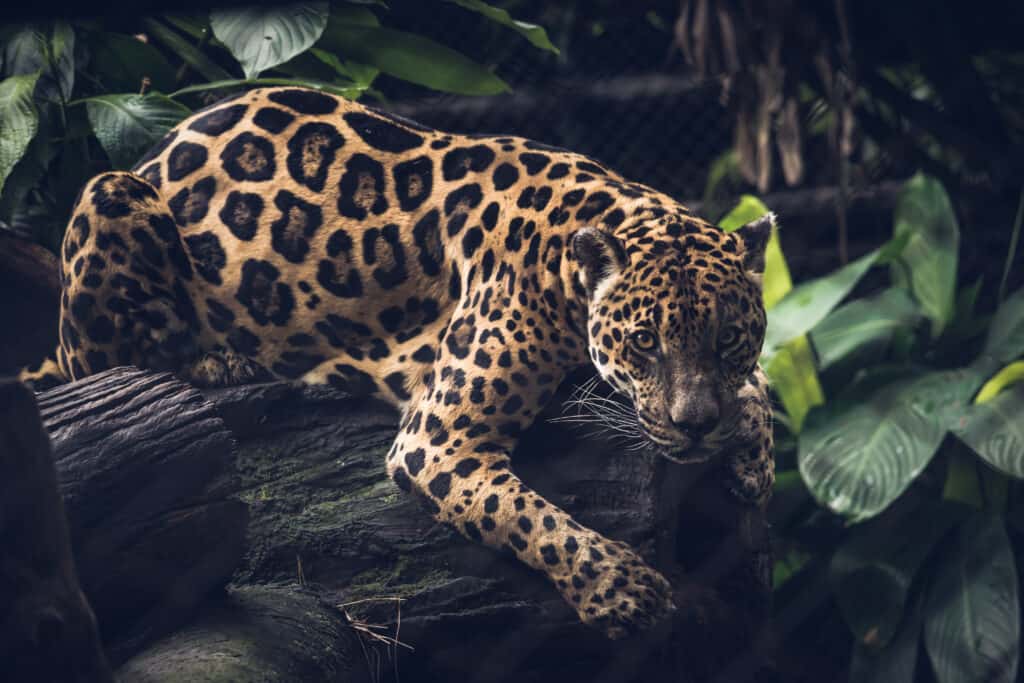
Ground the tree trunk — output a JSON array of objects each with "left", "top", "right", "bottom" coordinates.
[{"left": 29, "top": 366, "right": 772, "bottom": 682}]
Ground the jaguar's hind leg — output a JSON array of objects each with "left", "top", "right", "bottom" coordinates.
[
  {"left": 181, "top": 347, "right": 272, "bottom": 387},
  {"left": 51, "top": 171, "right": 202, "bottom": 381}
]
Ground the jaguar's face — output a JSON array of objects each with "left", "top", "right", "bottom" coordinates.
[{"left": 572, "top": 213, "right": 771, "bottom": 463}]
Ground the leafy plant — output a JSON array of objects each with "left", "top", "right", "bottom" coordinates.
[
  {"left": 723, "top": 172, "right": 1024, "bottom": 682},
  {"left": 0, "top": 1, "right": 556, "bottom": 250}
]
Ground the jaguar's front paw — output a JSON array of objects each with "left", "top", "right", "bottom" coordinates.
[{"left": 563, "top": 538, "right": 675, "bottom": 639}]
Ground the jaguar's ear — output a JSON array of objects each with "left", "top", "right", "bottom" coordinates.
[
  {"left": 734, "top": 212, "right": 775, "bottom": 279},
  {"left": 571, "top": 227, "right": 628, "bottom": 299}
]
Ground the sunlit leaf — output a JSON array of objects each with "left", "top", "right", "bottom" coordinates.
[
  {"left": 84, "top": 94, "right": 190, "bottom": 169},
  {"left": 320, "top": 17, "right": 508, "bottom": 95},
  {"left": 446, "top": 0, "right": 559, "bottom": 53},
  {"left": 211, "top": 3, "right": 329, "bottom": 79},
  {"left": 810, "top": 288, "right": 921, "bottom": 370},
  {"left": 924, "top": 514, "right": 1019, "bottom": 683},
  {"left": 975, "top": 361, "right": 1024, "bottom": 404},
  {"left": 891, "top": 173, "right": 959, "bottom": 336},
  {"left": 763, "top": 340, "right": 822, "bottom": 432},
  {"left": 0, "top": 73, "right": 40, "bottom": 196}
]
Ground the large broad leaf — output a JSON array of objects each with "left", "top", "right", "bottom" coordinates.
[
  {"left": 832, "top": 500, "right": 965, "bottom": 648},
  {"left": 3, "top": 23, "right": 73, "bottom": 102},
  {"left": 959, "top": 385, "right": 1024, "bottom": 479},
  {"left": 720, "top": 195, "right": 824, "bottom": 430},
  {"left": 0, "top": 73, "right": 40, "bottom": 196},
  {"left": 924, "top": 514, "right": 1019, "bottom": 683},
  {"left": 799, "top": 371, "right": 958, "bottom": 522},
  {"left": 85, "top": 94, "right": 190, "bottom": 170},
  {"left": 811, "top": 288, "right": 921, "bottom": 370},
  {"left": 320, "top": 17, "right": 508, "bottom": 95},
  {"left": 891, "top": 173, "right": 960, "bottom": 336},
  {"left": 764, "top": 246, "right": 883, "bottom": 357},
  {"left": 446, "top": 0, "right": 559, "bottom": 53},
  {"left": 87, "top": 32, "right": 177, "bottom": 93},
  {"left": 211, "top": 3, "right": 329, "bottom": 79}
]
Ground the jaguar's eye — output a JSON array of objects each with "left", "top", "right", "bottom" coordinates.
[
  {"left": 631, "top": 330, "right": 657, "bottom": 352},
  {"left": 719, "top": 327, "right": 738, "bottom": 350}
]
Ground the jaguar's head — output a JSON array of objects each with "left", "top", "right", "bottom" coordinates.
[{"left": 571, "top": 212, "right": 772, "bottom": 463}]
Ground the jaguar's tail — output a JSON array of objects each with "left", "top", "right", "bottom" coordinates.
[{"left": 18, "top": 351, "right": 68, "bottom": 391}]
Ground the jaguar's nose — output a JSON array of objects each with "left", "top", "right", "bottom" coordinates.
[{"left": 670, "top": 402, "right": 719, "bottom": 441}]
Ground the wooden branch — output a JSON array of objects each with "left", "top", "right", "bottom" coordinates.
[{"left": 0, "top": 379, "right": 112, "bottom": 682}]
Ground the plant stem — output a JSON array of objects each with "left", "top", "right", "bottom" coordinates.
[
  {"left": 998, "top": 186, "right": 1024, "bottom": 303},
  {"left": 942, "top": 448, "right": 983, "bottom": 509}
]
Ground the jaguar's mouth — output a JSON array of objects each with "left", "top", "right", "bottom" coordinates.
[
  {"left": 655, "top": 446, "right": 713, "bottom": 465},
  {"left": 641, "top": 430, "right": 712, "bottom": 465}
]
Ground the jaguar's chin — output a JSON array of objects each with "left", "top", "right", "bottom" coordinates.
[{"left": 641, "top": 431, "right": 711, "bottom": 465}]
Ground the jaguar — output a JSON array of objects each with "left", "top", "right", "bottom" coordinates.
[{"left": 21, "top": 86, "right": 775, "bottom": 639}]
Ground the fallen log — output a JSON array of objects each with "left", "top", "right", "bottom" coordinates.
[{"left": 102, "top": 370, "right": 772, "bottom": 683}]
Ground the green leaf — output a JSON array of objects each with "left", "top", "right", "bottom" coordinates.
[
  {"left": 2, "top": 25, "right": 46, "bottom": 77},
  {"left": 84, "top": 94, "right": 190, "bottom": 170},
  {"left": 799, "top": 371, "right": 955, "bottom": 522},
  {"left": 0, "top": 116, "right": 55, "bottom": 225},
  {"left": 959, "top": 386, "right": 1024, "bottom": 479},
  {"left": 810, "top": 288, "right": 921, "bottom": 370},
  {"left": 170, "top": 77, "right": 362, "bottom": 99},
  {"left": 320, "top": 18, "right": 508, "bottom": 95},
  {"left": 0, "top": 73, "right": 40, "bottom": 196},
  {"left": 891, "top": 173, "right": 960, "bottom": 336},
  {"left": 763, "top": 340, "right": 823, "bottom": 433},
  {"left": 924, "top": 515, "right": 1019, "bottom": 683},
  {"left": 764, "top": 246, "right": 883, "bottom": 357},
  {"left": 445, "top": 0, "right": 559, "bottom": 53},
  {"left": 832, "top": 500, "right": 964, "bottom": 648},
  {"left": 87, "top": 32, "right": 177, "bottom": 93},
  {"left": 142, "top": 17, "right": 235, "bottom": 83},
  {"left": 211, "top": 3, "right": 329, "bottom": 79},
  {"left": 976, "top": 287, "right": 1024, "bottom": 375}
]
